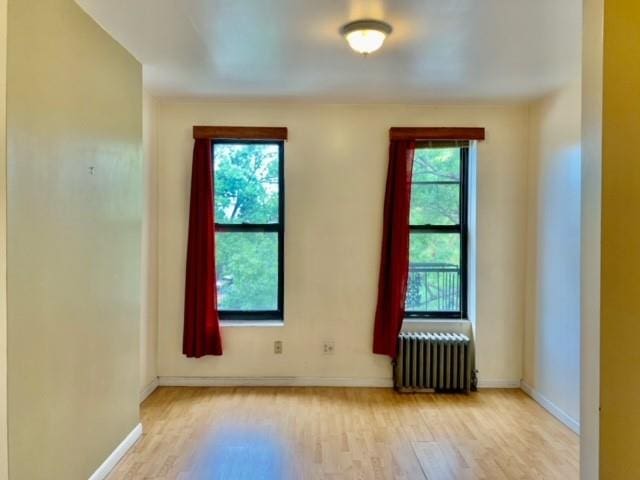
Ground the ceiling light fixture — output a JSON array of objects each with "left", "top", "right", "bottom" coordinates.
[{"left": 340, "top": 19, "right": 393, "bottom": 55}]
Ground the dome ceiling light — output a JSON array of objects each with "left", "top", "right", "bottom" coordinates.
[{"left": 340, "top": 19, "right": 393, "bottom": 55}]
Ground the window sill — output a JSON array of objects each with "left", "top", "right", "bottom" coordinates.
[
  {"left": 220, "top": 320, "right": 284, "bottom": 328},
  {"left": 402, "top": 318, "right": 471, "bottom": 335},
  {"left": 403, "top": 318, "right": 469, "bottom": 325}
]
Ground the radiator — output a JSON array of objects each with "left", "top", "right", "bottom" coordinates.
[{"left": 394, "top": 332, "right": 472, "bottom": 393}]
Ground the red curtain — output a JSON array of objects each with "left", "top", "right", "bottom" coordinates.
[
  {"left": 373, "top": 140, "right": 416, "bottom": 358},
  {"left": 183, "top": 139, "right": 223, "bottom": 357}
]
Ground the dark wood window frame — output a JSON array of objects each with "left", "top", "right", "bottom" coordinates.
[{"left": 194, "top": 126, "right": 287, "bottom": 321}]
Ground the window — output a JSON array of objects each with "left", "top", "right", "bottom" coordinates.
[
  {"left": 213, "top": 140, "right": 284, "bottom": 320},
  {"left": 405, "top": 142, "right": 468, "bottom": 318}
]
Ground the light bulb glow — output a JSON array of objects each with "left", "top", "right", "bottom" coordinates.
[
  {"left": 340, "top": 20, "right": 392, "bottom": 55},
  {"left": 345, "top": 30, "right": 387, "bottom": 54}
]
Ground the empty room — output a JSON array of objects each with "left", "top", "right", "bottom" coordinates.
[{"left": 0, "top": 0, "right": 637, "bottom": 478}]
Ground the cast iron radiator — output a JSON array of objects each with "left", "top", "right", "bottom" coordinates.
[{"left": 394, "top": 332, "right": 471, "bottom": 393}]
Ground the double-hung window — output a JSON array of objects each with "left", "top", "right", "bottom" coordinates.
[
  {"left": 405, "top": 141, "right": 468, "bottom": 319},
  {"left": 213, "top": 140, "right": 284, "bottom": 320}
]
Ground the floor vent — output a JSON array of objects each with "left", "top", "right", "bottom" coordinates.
[{"left": 394, "top": 332, "right": 471, "bottom": 393}]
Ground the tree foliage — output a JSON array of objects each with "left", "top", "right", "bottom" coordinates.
[
  {"left": 214, "top": 143, "right": 279, "bottom": 224},
  {"left": 410, "top": 147, "right": 461, "bottom": 266},
  {"left": 214, "top": 144, "right": 280, "bottom": 311},
  {"left": 407, "top": 147, "right": 462, "bottom": 311}
]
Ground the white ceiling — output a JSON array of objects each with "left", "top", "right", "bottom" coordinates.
[{"left": 76, "top": 0, "right": 581, "bottom": 102}]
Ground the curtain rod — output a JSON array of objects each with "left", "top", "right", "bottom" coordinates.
[
  {"left": 193, "top": 126, "right": 288, "bottom": 141},
  {"left": 389, "top": 127, "right": 485, "bottom": 141}
]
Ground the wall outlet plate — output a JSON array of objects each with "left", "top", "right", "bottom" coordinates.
[
  {"left": 323, "top": 341, "right": 335, "bottom": 354},
  {"left": 274, "top": 340, "right": 283, "bottom": 354}
]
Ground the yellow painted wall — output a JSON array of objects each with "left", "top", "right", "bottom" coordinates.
[
  {"left": 0, "top": 0, "right": 6, "bottom": 478},
  {"left": 600, "top": 0, "right": 640, "bottom": 477},
  {"left": 6, "top": 0, "right": 142, "bottom": 478},
  {"left": 581, "top": 0, "right": 603, "bottom": 476},
  {"left": 156, "top": 101, "right": 528, "bottom": 386},
  {"left": 140, "top": 91, "right": 158, "bottom": 398}
]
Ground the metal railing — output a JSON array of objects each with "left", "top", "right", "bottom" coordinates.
[{"left": 406, "top": 263, "right": 460, "bottom": 312}]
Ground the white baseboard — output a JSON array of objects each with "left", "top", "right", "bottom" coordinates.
[
  {"left": 139, "top": 377, "right": 159, "bottom": 403},
  {"left": 158, "top": 377, "right": 555, "bottom": 393},
  {"left": 477, "top": 379, "right": 521, "bottom": 388},
  {"left": 158, "top": 376, "right": 393, "bottom": 388},
  {"left": 88, "top": 423, "right": 142, "bottom": 480},
  {"left": 520, "top": 380, "right": 580, "bottom": 434}
]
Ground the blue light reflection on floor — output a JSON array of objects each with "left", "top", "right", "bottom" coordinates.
[{"left": 189, "top": 423, "right": 288, "bottom": 479}]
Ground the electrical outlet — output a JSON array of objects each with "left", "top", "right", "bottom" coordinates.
[
  {"left": 323, "top": 341, "right": 335, "bottom": 355},
  {"left": 274, "top": 340, "right": 283, "bottom": 354}
]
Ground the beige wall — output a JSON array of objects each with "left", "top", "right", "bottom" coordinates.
[
  {"left": 524, "top": 81, "right": 582, "bottom": 431},
  {"left": 0, "top": 0, "right": 6, "bottom": 478},
  {"left": 600, "top": 0, "right": 640, "bottom": 477},
  {"left": 6, "top": 0, "right": 142, "bottom": 478},
  {"left": 156, "top": 101, "right": 528, "bottom": 386},
  {"left": 581, "top": 0, "right": 603, "bottom": 476},
  {"left": 141, "top": 91, "right": 158, "bottom": 396}
]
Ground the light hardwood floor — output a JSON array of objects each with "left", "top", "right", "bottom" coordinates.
[{"left": 108, "top": 387, "right": 578, "bottom": 480}]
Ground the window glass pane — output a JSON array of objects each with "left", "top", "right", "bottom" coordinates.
[
  {"left": 214, "top": 143, "right": 280, "bottom": 224},
  {"left": 406, "top": 233, "right": 461, "bottom": 312},
  {"left": 410, "top": 183, "right": 460, "bottom": 225},
  {"left": 413, "top": 147, "right": 460, "bottom": 182},
  {"left": 216, "top": 232, "right": 278, "bottom": 311}
]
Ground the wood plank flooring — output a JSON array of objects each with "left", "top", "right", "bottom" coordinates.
[{"left": 108, "top": 387, "right": 579, "bottom": 480}]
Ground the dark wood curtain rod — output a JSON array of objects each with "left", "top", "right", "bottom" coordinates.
[
  {"left": 389, "top": 127, "right": 485, "bottom": 141},
  {"left": 193, "top": 126, "right": 288, "bottom": 141}
]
